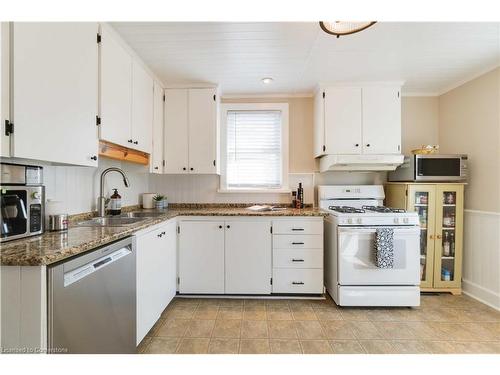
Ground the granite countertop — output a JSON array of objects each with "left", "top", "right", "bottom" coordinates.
[{"left": 1, "top": 206, "right": 326, "bottom": 266}]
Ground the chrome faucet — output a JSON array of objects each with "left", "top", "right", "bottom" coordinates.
[{"left": 98, "top": 167, "right": 130, "bottom": 217}]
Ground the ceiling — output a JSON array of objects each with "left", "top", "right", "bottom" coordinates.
[{"left": 111, "top": 22, "right": 500, "bottom": 96}]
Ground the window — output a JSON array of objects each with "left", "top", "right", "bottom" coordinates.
[{"left": 220, "top": 103, "right": 289, "bottom": 192}]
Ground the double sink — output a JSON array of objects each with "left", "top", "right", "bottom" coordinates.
[{"left": 76, "top": 211, "right": 167, "bottom": 227}]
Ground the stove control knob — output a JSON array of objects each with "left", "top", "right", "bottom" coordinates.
[
  {"left": 347, "top": 218, "right": 353, "bottom": 224},
  {"left": 32, "top": 192, "right": 41, "bottom": 200},
  {"left": 393, "top": 218, "right": 399, "bottom": 224},
  {"left": 356, "top": 218, "right": 362, "bottom": 224}
]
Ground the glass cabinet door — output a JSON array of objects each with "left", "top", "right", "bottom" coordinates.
[
  {"left": 433, "top": 184, "right": 464, "bottom": 288},
  {"left": 407, "top": 185, "right": 436, "bottom": 288}
]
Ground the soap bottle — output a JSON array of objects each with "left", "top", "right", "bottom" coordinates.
[
  {"left": 109, "top": 189, "right": 122, "bottom": 215},
  {"left": 291, "top": 191, "right": 297, "bottom": 208}
]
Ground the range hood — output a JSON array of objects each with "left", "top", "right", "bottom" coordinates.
[{"left": 319, "top": 154, "right": 404, "bottom": 172}]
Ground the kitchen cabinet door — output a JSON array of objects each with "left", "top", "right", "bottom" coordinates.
[
  {"left": 1, "top": 23, "right": 10, "bottom": 157},
  {"left": 150, "top": 81, "right": 164, "bottom": 173},
  {"left": 407, "top": 184, "right": 437, "bottom": 289},
  {"left": 433, "top": 184, "right": 464, "bottom": 289},
  {"left": 131, "top": 61, "right": 153, "bottom": 153},
  {"left": 12, "top": 22, "right": 99, "bottom": 166},
  {"left": 324, "top": 87, "right": 362, "bottom": 155},
  {"left": 225, "top": 221, "right": 272, "bottom": 294},
  {"left": 164, "top": 89, "right": 189, "bottom": 174},
  {"left": 100, "top": 26, "right": 132, "bottom": 148},
  {"left": 188, "top": 88, "right": 218, "bottom": 174},
  {"left": 135, "top": 221, "right": 176, "bottom": 345},
  {"left": 178, "top": 221, "right": 225, "bottom": 294},
  {"left": 313, "top": 89, "right": 325, "bottom": 157},
  {"left": 362, "top": 86, "right": 401, "bottom": 154}
]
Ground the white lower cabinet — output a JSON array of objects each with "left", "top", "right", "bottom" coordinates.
[
  {"left": 178, "top": 220, "right": 225, "bottom": 294},
  {"left": 225, "top": 221, "right": 272, "bottom": 294},
  {"left": 135, "top": 220, "right": 176, "bottom": 345},
  {"left": 272, "top": 218, "right": 324, "bottom": 294}
]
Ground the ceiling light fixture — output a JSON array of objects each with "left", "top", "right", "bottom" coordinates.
[
  {"left": 261, "top": 77, "right": 274, "bottom": 84},
  {"left": 319, "top": 21, "right": 377, "bottom": 38}
]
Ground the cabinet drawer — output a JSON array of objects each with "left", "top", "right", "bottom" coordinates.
[
  {"left": 272, "top": 220, "right": 323, "bottom": 235},
  {"left": 273, "top": 234, "right": 323, "bottom": 249},
  {"left": 272, "top": 269, "right": 323, "bottom": 294},
  {"left": 273, "top": 249, "right": 323, "bottom": 269}
]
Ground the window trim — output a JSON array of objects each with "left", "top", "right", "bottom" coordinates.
[{"left": 219, "top": 102, "right": 289, "bottom": 193}]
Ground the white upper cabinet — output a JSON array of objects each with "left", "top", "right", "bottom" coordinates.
[
  {"left": 100, "top": 25, "right": 154, "bottom": 154},
  {"left": 324, "top": 87, "right": 362, "bottom": 155},
  {"left": 100, "top": 26, "right": 132, "bottom": 148},
  {"left": 164, "top": 87, "right": 219, "bottom": 174},
  {"left": 131, "top": 61, "right": 153, "bottom": 153},
  {"left": 150, "top": 81, "right": 164, "bottom": 173},
  {"left": 11, "top": 23, "right": 99, "bottom": 166},
  {"left": 314, "top": 83, "right": 402, "bottom": 157},
  {"left": 164, "top": 89, "right": 189, "bottom": 174},
  {"left": 362, "top": 86, "right": 401, "bottom": 154},
  {"left": 188, "top": 88, "right": 218, "bottom": 174},
  {"left": 1, "top": 23, "right": 10, "bottom": 158}
]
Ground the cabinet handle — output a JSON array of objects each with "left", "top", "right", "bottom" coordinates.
[
  {"left": 292, "top": 281, "right": 304, "bottom": 285},
  {"left": 128, "top": 139, "right": 133, "bottom": 143},
  {"left": 291, "top": 228, "right": 304, "bottom": 231},
  {"left": 291, "top": 242, "right": 304, "bottom": 245},
  {"left": 226, "top": 225, "right": 230, "bottom": 229},
  {"left": 154, "top": 166, "right": 159, "bottom": 170},
  {"left": 366, "top": 144, "right": 371, "bottom": 147},
  {"left": 133, "top": 141, "right": 138, "bottom": 145},
  {"left": 291, "top": 259, "right": 304, "bottom": 262},
  {"left": 90, "top": 156, "right": 97, "bottom": 161},
  {"left": 162, "top": 231, "right": 166, "bottom": 235},
  {"left": 157, "top": 233, "right": 163, "bottom": 238}
]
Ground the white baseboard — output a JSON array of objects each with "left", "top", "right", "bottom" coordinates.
[{"left": 462, "top": 279, "right": 500, "bottom": 311}]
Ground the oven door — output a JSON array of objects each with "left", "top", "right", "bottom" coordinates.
[{"left": 337, "top": 226, "right": 420, "bottom": 285}]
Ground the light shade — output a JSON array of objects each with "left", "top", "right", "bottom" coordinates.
[{"left": 319, "top": 21, "right": 376, "bottom": 37}]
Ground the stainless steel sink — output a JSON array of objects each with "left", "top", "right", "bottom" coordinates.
[
  {"left": 75, "top": 216, "right": 147, "bottom": 227},
  {"left": 120, "top": 211, "right": 167, "bottom": 218}
]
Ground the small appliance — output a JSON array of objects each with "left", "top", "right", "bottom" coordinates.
[
  {"left": 319, "top": 185, "right": 421, "bottom": 307},
  {"left": 1, "top": 163, "right": 44, "bottom": 242},
  {"left": 389, "top": 154, "right": 468, "bottom": 182}
]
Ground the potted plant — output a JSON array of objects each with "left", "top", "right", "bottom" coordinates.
[{"left": 153, "top": 194, "right": 167, "bottom": 209}]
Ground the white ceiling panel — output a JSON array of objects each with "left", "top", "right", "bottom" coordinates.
[{"left": 111, "top": 22, "right": 500, "bottom": 95}]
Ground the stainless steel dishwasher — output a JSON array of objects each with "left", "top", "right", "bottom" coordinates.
[{"left": 48, "top": 237, "right": 136, "bottom": 353}]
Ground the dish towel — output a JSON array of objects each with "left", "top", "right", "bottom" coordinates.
[{"left": 375, "top": 228, "right": 394, "bottom": 269}]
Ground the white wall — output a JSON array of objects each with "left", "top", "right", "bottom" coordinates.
[{"left": 41, "top": 157, "right": 149, "bottom": 215}]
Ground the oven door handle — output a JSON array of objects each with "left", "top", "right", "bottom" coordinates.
[{"left": 338, "top": 227, "right": 420, "bottom": 234}]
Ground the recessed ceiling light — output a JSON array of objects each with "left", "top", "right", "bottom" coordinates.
[{"left": 261, "top": 77, "right": 274, "bottom": 84}]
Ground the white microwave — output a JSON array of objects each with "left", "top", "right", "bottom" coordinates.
[{"left": 389, "top": 154, "right": 468, "bottom": 182}]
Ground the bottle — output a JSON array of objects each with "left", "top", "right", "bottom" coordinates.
[
  {"left": 450, "top": 232, "right": 455, "bottom": 256},
  {"left": 291, "top": 191, "right": 297, "bottom": 208},
  {"left": 297, "top": 183, "right": 304, "bottom": 209},
  {"left": 443, "top": 231, "right": 450, "bottom": 256},
  {"left": 442, "top": 268, "right": 451, "bottom": 281},
  {"left": 109, "top": 189, "right": 122, "bottom": 215}
]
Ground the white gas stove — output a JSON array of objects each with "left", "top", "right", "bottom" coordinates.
[{"left": 319, "top": 185, "right": 421, "bottom": 307}]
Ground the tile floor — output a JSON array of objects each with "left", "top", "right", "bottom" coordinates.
[{"left": 138, "top": 293, "right": 500, "bottom": 354}]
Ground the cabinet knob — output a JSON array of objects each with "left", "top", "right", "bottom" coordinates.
[
  {"left": 157, "top": 233, "right": 162, "bottom": 238},
  {"left": 183, "top": 167, "right": 186, "bottom": 171},
  {"left": 190, "top": 167, "right": 194, "bottom": 171},
  {"left": 90, "top": 155, "right": 97, "bottom": 161},
  {"left": 133, "top": 141, "right": 138, "bottom": 145},
  {"left": 436, "top": 234, "right": 442, "bottom": 239},
  {"left": 128, "top": 139, "right": 133, "bottom": 143},
  {"left": 429, "top": 234, "right": 434, "bottom": 240},
  {"left": 226, "top": 225, "right": 230, "bottom": 229},
  {"left": 154, "top": 166, "right": 159, "bottom": 170},
  {"left": 355, "top": 143, "right": 359, "bottom": 147},
  {"left": 366, "top": 144, "right": 371, "bottom": 147},
  {"left": 218, "top": 225, "right": 222, "bottom": 229}
]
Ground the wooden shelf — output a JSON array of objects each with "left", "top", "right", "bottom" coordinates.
[{"left": 99, "top": 140, "right": 150, "bottom": 165}]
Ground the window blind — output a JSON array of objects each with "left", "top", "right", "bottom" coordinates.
[{"left": 226, "top": 110, "right": 282, "bottom": 189}]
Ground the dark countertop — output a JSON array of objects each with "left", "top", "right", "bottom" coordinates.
[{"left": 1, "top": 207, "right": 326, "bottom": 266}]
